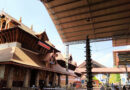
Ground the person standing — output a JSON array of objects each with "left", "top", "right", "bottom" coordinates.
[
  {"left": 100, "top": 85, "right": 105, "bottom": 90},
  {"left": 111, "top": 83, "right": 115, "bottom": 90},
  {"left": 123, "top": 85, "right": 126, "bottom": 90}
]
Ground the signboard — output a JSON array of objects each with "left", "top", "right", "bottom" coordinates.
[
  {"left": 38, "top": 41, "right": 51, "bottom": 50},
  {"left": 81, "top": 80, "right": 84, "bottom": 84}
]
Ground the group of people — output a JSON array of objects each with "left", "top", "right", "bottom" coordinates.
[{"left": 100, "top": 84, "right": 130, "bottom": 90}]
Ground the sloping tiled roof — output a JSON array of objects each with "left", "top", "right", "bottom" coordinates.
[
  {"left": 78, "top": 60, "right": 106, "bottom": 68},
  {"left": 0, "top": 11, "right": 36, "bottom": 37},
  {"left": 0, "top": 47, "right": 73, "bottom": 75},
  {"left": 56, "top": 52, "right": 77, "bottom": 68},
  {"left": 0, "top": 12, "right": 60, "bottom": 52}
]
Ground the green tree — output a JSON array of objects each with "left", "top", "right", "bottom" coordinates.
[
  {"left": 93, "top": 76, "right": 98, "bottom": 80},
  {"left": 109, "top": 74, "right": 121, "bottom": 84}
]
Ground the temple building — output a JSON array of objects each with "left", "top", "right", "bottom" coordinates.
[
  {"left": 75, "top": 60, "right": 106, "bottom": 87},
  {"left": 113, "top": 49, "right": 130, "bottom": 67},
  {"left": 55, "top": 53, "right": 77, "bottom": 86},
  {"left": 0, "top": 12, "right": 77, "bottom": 89},
  {"left": 113, "top": 49, "right": 130, "bottom": 83}
]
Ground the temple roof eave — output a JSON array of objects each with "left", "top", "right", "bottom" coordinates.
[{"left": 0, "top": 47, "right": 73, "bottom": 76}]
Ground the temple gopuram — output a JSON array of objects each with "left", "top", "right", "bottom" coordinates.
[{"left": 0, "top": 12, "right": 77, "bottom": 89}]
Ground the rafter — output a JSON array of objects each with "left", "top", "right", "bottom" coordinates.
[
  {"left": 60, "top": 21, "right": 130, "bottom": 36},
  {"left": 56, "top": 9, "right": 130, "bottom": 25},
  {"left": 55, "top": 2, "right": 130, "bottom": 20},
  {"left": 50, "top": 0, "right": 113, "bottom": 15},
  {"left": 62, "top": 28, "right": 130, "bottom": 41},
  {"left": 0, "top": 33, "right": 4, "bottom": 43},
  {"left": 47, "top": 0, "right": 81, "bottom": 9},
  {"left": 59, "top": 16, "right": 130, "bottom": 30},
  {"left": 64, "top": 32, "right": 130, "bottom": 43}
]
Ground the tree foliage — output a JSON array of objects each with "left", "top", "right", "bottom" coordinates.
[{"left": 109, "top": 74, "right": 121, "bottom": 83}]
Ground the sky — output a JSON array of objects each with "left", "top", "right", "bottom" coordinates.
[{"left": 0, "top": 0, "right": 130, "bottom": 67}]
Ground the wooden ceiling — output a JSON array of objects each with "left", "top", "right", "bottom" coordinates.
[
  {"left": 112, "top": 37, "right": 130, "bottom": 47},
  {"left": 41, "top": 0, "right": 130, "bottom": 44}
]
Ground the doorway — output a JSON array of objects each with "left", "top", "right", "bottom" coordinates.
[{"left": 30, "top": 69, "right": 37, "bottom": 87}]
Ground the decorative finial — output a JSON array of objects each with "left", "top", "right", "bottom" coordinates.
[
  {"left": 31, "top": 24, "right": 33, "bottom": 30},
  {"left": 19, "top": 17, "right": 22, "bottom": 22}
]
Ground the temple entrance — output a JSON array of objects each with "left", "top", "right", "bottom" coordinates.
[{"left": 30, "top": 69, "right": 37, "bottom": 87}]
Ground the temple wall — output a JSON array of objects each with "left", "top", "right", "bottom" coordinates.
[
  {"left": 60, "top": 75, "right": 77, "bottom": 87},
  {"left": 0, "top": 65, "right": 5, "bottom": 80},
  {"left": 0, "top": 42, "right": 21, "bottom": 49},
  {"left": 0, "top": 65, "right": 27, "bottom": 87},
  {"left": 39, "top": 71, "right": 46, "bottom": 81}
]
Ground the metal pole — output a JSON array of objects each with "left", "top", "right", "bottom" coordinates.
[
  {"left": 125, "top": 61, "right": 129, "bottom": 84},
  {"left": 106, "top": 73, "right": 110, "bottom": 89},
  {"left": 66, "top": 45, "right": 69, "bottom": 88},
  {"left": 86, "top": 36, "right": 93, "bottom": 90}
]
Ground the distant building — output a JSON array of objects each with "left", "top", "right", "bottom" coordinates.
[
  {"left": 75, "top": 60, "right": 106, "bottom": 87},
  {"left": 113, "top": 49, "right": 130, "bottom": 84},
  {"left": 55, "top": 52, "right": 78, "bottom": 87}
]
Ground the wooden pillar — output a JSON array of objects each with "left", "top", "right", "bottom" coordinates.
[
  {"left": 106, "top": 73, "right": 110, "bottom": 89},
  {"left": 52, "top": 73, "right": 56, "bottom": 87},
  {"left": 23, "top": 69, "right": 30, "bottom": 87},
  {"left": 35, "top": 71, "right": 40, "bottom": 87},
  {"left": 45, "top": 72, "right": 49, "bottom": 87},
  {"left": 58, "top": 74, "right": 61, "bottom": 87},
  {"left": 7, "top": 67, "right": 14, "bottom": 88}
]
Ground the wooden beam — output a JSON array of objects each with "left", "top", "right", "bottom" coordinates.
[
  {"left": 15, "top": 29, "right": 19, "bottom": 42},
  {"left": 0, "top": 33, "right": 4, "bottom": 43},
  {"left": 8, "top": 30, "right": 12, "bottom": 42},
  {"left": 55, "top": 2, "right": 130, "bottom": 20},
  {"left": 1, "top": 32, "right": 6, "bottom": 43},
  {"left": 47, "top": 0, "right": 81, "bottom": 9},
  {"left": 60, "top": 22, "right": 130, "bottom": 37},
  {"left": 50, "top": 0, "right": 113, "bottom": 15},
  {"left": 63, "top": 31, "right": 130, "bottom": 43},
  {"left": 56, "top": 9, "right": 130, "bottom": 25},
  {"left": 5, "top": 32, "right": 9, "bottom": 42},
  {"left": 60, "top": 16, "right": 130, "bottom": 31},
  {"left": 19, "top": 30, "right": 23, "bottom": 43}
]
